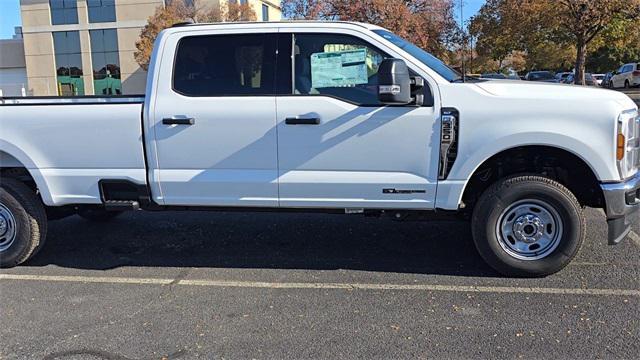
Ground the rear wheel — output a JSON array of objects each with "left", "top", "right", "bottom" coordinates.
[
  {"left": 0, "top": 178, "right": 47, "bottom": 268},
  {"left": 471, "top": 176, "right": 584, "bottom": 277},
  {"left": 625, "top": 80, "right": 630, "bottom": 89}
]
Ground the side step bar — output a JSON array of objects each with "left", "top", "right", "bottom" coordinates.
[
  {"left": 99, "top": 179, "right": 151, "bottom": 210},
  {"left": 104, "top": 200, "right": 140, "bottom": 211}
]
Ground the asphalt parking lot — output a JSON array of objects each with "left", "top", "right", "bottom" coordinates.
[
  {"left": 1, "top": 207, "right": 639, "bottom": 359},
  {"left": 1, "top": 90, "right": 639, "bottom": 360}
]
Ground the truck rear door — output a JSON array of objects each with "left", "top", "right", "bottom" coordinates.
[{"left": 150, "top": 30, "right": 280, "bottom": 207}]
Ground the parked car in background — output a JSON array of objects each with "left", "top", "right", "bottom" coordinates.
[
  {"left": 593, "top": 74, "right": 605, "bottom": 86},
  {"left": 480, "top": 73, "right": 507, "bottom": 79},
  {"left": 566, "top": 73, "right": 598, "bottom": 86},
  {"left": 610, "top": 63, "right": 640, "bottom": 88},
  {"left": 602, "top": 72, "right": 614, "bottom": 88},
  {"left": 556, "top": 72, "right": 572, "bottom": 83},
  {"left": 525, "top": 71, "right": 558, "bottom": 82}
]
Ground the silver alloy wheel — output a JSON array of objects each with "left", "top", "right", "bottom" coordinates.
[
  {"left": 0, "top": 203, "right": 17, "bottom": 252},
  {"left": 496, "top": 199, "right": 563, "bottom": 260}
]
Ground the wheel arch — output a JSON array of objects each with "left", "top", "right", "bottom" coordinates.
[
  {"left": 459, "top": 145, "right": 605, "bottom": 211},
  {"left": 0, "top": 146, "right": 54, "bottom": 206}
]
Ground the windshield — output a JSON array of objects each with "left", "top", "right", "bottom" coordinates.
[{"left": 373, "top": 30, "right": 461, "bottom": 82}]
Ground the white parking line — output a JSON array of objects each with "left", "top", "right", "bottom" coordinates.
[
  {"left": 1, "top": 274, "right": 638, "bottom": 297},
  {"left": 0, "top": 274, "right": 172, "bottom": 285}
]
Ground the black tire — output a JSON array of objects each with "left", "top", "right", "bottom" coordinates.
[
  {"left": 625, "top": 80, "right": 630, "bottom": 89},
  {"left": 0, "top": 178, "right": 48, "bottom": 268},
  {"left": 609, "top": 81, "right": 614, "bottom": 89},
  {"left": 471, "top": 176, "right": 585, "bottom": 277},
  {"left": 78, "top": 208, "right": 123, "bottom": 222}
]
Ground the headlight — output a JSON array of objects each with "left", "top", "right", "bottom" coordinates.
[{"left": 617, "top": 109, "right": 640, "bottom": 179}]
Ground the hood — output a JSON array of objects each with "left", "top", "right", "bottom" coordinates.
[{"left": 474, "top": 80, "right": 637, "bottom": 110}]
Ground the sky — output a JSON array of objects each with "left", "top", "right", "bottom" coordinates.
[
  {"left": 0, "top": 0, "right": 486, "bottom": 40},
  {"left": 0, "top": 0, "right": 21, "bottom": 39},
  {"left": 459, "top": 0, "right": 485, "bottom": 26}
]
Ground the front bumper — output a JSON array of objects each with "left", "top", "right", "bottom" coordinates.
[{"left": 601, "top": 172, "right": 640, "bottom": 244}]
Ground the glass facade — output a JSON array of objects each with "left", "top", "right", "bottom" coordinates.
[
  {"left": 166, "top": 0, "right": 195, "bottom": 6},
  {"left": 50, "top": 0, "right": 78, "bottom": 25},
  {"left": 89, "top": 29, "right": 122, "bottom": 95},
  {"left": 52, "top": 31, "right": 85, "bottom": 96},
  {"left": 87, "top": 0, "right": 116, "bottom": 23}
]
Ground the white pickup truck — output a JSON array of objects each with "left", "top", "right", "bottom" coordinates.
[{"left": 1, "top": 22, "right": 638, "bottom": 276}]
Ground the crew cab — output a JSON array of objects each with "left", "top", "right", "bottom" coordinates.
[{"left": 1, "top": 22, "right": 638, "bottom": 277}]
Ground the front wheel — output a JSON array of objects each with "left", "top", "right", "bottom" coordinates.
[
  {"left": 471, "top": 176, "right": 585, "bottom": 277},
  {"left": 624, "top": 80, "right": 630, "bottom": 89}
]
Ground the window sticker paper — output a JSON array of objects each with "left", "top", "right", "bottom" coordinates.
[{"left": 310, "top": 49, "right": 368, "bottom": 89}]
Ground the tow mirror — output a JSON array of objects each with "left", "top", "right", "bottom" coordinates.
[{"left": 378, "top": 59, "right": 412, "bottom": 105}]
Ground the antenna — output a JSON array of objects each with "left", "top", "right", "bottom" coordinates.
[{"left": 460, "top": 0, "right": 466, "bottom": 82}]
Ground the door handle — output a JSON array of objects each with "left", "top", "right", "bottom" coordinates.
[
  {"left": 162, "top": 117, "right": 195, "bottom": 125},
  {"left": 285, "top": 117, "right": 320, "bottom": 125}
]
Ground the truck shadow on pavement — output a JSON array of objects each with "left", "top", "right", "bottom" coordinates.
[{"left": 25, "top": 211, "right": 499, "bottom": 277}]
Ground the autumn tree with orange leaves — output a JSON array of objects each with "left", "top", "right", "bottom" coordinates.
[
  {"left": 134, "top": 0, "right": 256, "bottom": 70},
  {"left": 557, "top": 0, "right": 640, "bottom": 85},
  {"left": 282, "top": 0, "right": 459, "bottom": 60},
  {"left": 470, "top": 0, "right": 640, "bottom": 82}
]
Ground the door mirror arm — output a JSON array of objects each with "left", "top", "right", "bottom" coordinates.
[{"left": 410, "top": 76, "right": 425, "bottom": 107}]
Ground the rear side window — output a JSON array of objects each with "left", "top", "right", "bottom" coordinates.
[{"left": 173, "top": 34, "right": 277, "bottom": 96}]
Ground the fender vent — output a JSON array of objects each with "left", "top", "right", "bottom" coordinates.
[{"left": 439, "top": 108, "right": 459, "bottom": 180}]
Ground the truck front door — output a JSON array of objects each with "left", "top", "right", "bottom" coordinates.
[{"left": 275, "top": 30, "right": 440, "bottom": 209}]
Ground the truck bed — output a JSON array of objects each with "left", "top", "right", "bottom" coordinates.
[
  {"left": 0, "top": 95, "right": 144, "bottom": 106},
  {"left": 0, "top": 96, "right": 147, "bottom": 206}
]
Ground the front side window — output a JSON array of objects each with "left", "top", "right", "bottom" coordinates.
[
  {"left": 52, "top": 31, "right": 84, "bottom": 96},
  {"left": 293, "top": 34, "right": 387, "bottom": 105},
  {"left": 87, "top": 0, "right": 116, "bottom": 23},
  {"left": 173, "top": 34, "right": 277, "bottom": 97},
  {"left": 50, "top": 0, "right": 78, "bottom": 25},
  {"left": 90, "top": 29, "right": 122, "bottom": 95}
]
